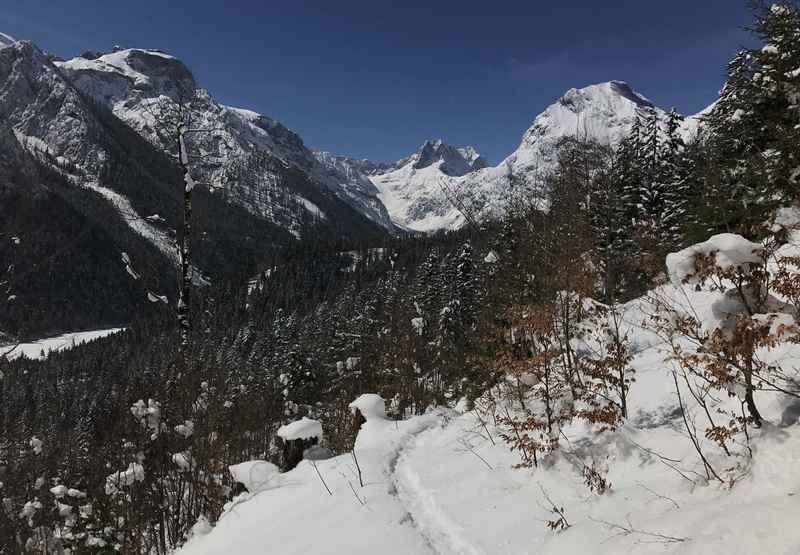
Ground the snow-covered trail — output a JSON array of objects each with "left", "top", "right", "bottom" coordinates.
[
  {"left": 393, "top": 424, "right": 487, "bottom": 555},
  {"left": 179, "top": 407, "right": 448, "bottom": 555}
]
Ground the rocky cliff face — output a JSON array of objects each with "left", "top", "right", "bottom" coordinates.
[
  {"left": 0, "top": 35, "right": 387, "bottom": 337},
  {"left": 56, "top": 48, "right": 396, "bottom": 232}
]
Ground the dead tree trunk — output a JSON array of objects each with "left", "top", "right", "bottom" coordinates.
[{"left": 177, "top": 129, "right": 194, "bottom": 351}]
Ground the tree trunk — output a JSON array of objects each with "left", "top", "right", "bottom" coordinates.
[{"left": 177, "top": 132, "right": 194, "bottom": 351}]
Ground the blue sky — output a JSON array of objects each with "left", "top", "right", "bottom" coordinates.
[{"left": 3, "top": 1, "right": 753, "bottom": 163}]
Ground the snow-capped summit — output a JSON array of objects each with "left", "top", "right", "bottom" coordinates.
[
  {"left": 405, "top": 139, "right": 489, "bottom": 176},
  {"left": 361, "top": 81, "right": 669, "bottom": 232},
  {"left": 508, "top": 80, "right": 658, "bottom": 177},
  {"left": 58, "top": 48, "right": 193, "bottom": 106},
  {"left": 0, "top": 32, "right": 17, "bottom": 48},
  {"left": 367, "top": 139, "right": 490, "bottom": 232}
]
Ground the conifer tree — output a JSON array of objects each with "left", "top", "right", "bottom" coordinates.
[{"left": 704, "top": 1, "right": 800, "bottom": 234}]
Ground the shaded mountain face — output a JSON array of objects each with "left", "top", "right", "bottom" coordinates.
[
  {"left": 56, "top": 48, "right": 396, "bottom": 233},
  {"left": 0, "top": 36, "right": 387, "bottom": 338}
]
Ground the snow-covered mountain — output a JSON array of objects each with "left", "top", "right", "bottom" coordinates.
[
  {"left": 0, "top": 33, "right": 389, "bottom": 337},
  {"left": 354, "top": 139, "right": 490, "bottom": 232},
  {"left": 339, "top": 81, "right": 710, "bottom": 232},
  {"left": 55, "top": 47, "right": 396, "bottom": 232}
]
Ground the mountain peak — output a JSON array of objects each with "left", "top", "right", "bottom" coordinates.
[
  {"left": 57, "top": 47, "right": 195, "bottom": 103},
  {"left": 557, "top": 80, "right": 654, "bottom": 113},
  {"left": 411, "top": 139, "right": 488, "bottom": 175}
]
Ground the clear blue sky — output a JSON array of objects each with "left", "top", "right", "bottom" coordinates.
[{"left": 3, "top": 0, "right": 753, "bottom": 163}]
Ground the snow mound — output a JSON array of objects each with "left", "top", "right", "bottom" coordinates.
[
  {"left": 277, "top": 417, "right": 323, "bottom": 441},
  {"left": 229, "top": 461, "right": 280, "bottom": 492},
  {"left": 349, "top": 394, "right": 387, "bottom": 421},
  {"left": 666, "top": 233, "right": 764, "bottom": 285},
  {"left": 178, "top": 410, "right": 444, "bottom": 555}
]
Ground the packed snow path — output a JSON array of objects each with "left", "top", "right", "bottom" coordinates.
[
  {"left": 394, "top": 424, "right": 487, "bottom": 555},
  {"left": 180, "top": 406, "right": 449, "bottom": 555}
]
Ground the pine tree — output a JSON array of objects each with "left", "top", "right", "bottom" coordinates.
[
  {"left": 704, "top": 1, "right": 800, "bottom": 234},
  {"left": 659, "top": 108, "right": 690, "bottom": 249}
]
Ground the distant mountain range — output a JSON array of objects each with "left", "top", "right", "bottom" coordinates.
[
  {"left": 320, "top": 81, "right": 706, "bottom": 231},
  {"left": 0, "top": 32, "right": 712, "bottom": 336}
]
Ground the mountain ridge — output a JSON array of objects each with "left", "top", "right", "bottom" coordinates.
[{"left": 351, "top": 80, "right": 712, "bottom": 232}]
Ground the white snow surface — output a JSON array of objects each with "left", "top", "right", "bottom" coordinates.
[
  {"left": 228, "top": 461, "right": 280, "bottom": 492},
  {"left": 2, "top": 328, "right": 124, "bottom": 360},
  {"left": 349, "top": 393, "right": 387, "bottom": 421},
  {"left": 179, "top": 259, "right": 800, "bottom": 554},
  {"left": 277, "top": 417, "right": 324, "bottom": 441},
  {"left": 666, "top": 233, "right": 764, "bottom": 285}
]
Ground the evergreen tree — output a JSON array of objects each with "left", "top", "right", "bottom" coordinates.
[{"left": 704, "top": 1, "right": 800, "bottom": 234}]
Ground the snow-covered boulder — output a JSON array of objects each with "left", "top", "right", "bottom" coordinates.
[
  {"left": 229, "top": 460, "right": 280, "bottom": 492},
  {"left": 349, "top": 394, "right": 387, "bottom": 421},
  {"left": 277, "top": 417, "right": 323, "bottom": 442}
]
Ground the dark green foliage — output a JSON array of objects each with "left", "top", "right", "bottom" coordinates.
[{"left": 698, "top": 1, "right": 800, "bottom": 233}]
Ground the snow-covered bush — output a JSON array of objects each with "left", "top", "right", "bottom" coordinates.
[
  {"left": 650, "top": 226, "right": 800, "bottom": 483},
  {"left": 662, "top": 232, "right": 799, "bottom": 428}
]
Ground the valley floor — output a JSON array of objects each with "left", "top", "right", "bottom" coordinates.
[{"left": 2, "top": 328, "right": 124, "bottom": 361}]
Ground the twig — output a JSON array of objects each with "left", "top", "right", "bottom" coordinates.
[
  {"left": 635, "top": 482, "right": 680, "bottom": 510},
  {"left": 352, "top": 450, "right": 364, "bottom": 487},
  {"left": 672, "top": 371, "right": 725, "bottom": 484},
  {"left": 473, "top": 410, "right": 496, "bottom": 445},
  {"left": 312, "top": 461, "right": 332, "bottom": 496},
  {"left": 458, "top": 439, "right": 494, "bottom": 470},
  {"left": 537, "top": 484, "right": 570, "bottom": 532},
  {"left": 348, "top": 480, "right": 366, "bottom": 506},
  {"left": 589, "top": 516, "right": 688, "bottom": 544}
]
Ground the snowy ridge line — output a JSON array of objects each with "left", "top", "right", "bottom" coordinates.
[
  {"left": 79, "top": 179, "right": 178, "bottom": 265},
  {"left": 13, "top": 130, "right": 177, "bottom": 265},
  {"left": 74, "top": 177, "right": 210, "bottom": 286}
]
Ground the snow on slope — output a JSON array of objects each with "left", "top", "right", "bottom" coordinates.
[
  {"left": 178, "top": 238, "right": 800, "bottom": 553},
  {"left": 0, "top": 31, "right": 17, "bottom": 47},
  {"left": 366, "top": 82, "right": 714, "bottom": 232},
  {"left": 509, "top": 81, "right": 655, "bottom": 175},
  {"left": 369, "top": 139, "right": 491, "bottom": 232},
  {"left": 2, "top": 328, "right": 125, "bottom": 360}
]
